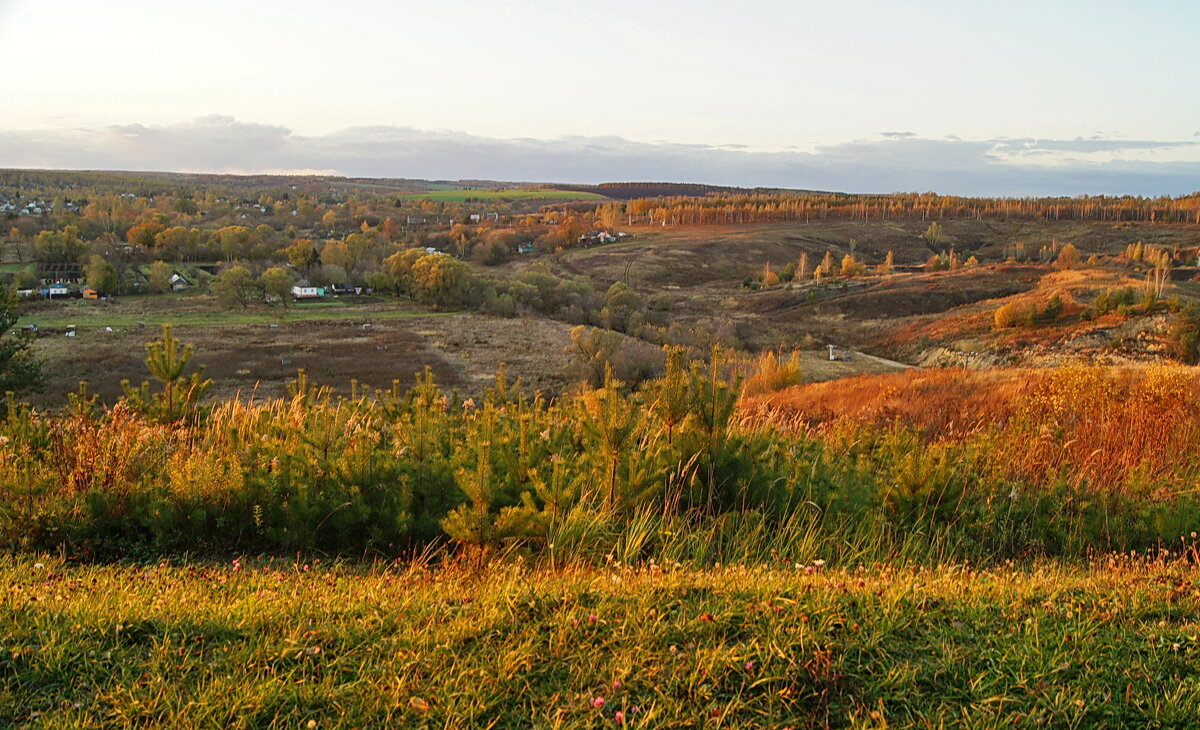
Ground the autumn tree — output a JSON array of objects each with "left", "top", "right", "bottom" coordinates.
[
  {"left": 567, "top": 325, "right": 624, "bottom": 388},
  {"left": 154, "top": 226, "right": 202, "bottom": 260},
  {"left": 211, "top": 266, "right": 258, "bottom": 309},
  {"left": 410, "top": 253, "right": 470, "bottom": 307},
  {"left": 762, "top": 263, "right": 780, "bottom": 287},
  {"left": 601, "top": 281, "right": 643, "bottom": 332},
  {"left": 261, "top": 267, "right": 294, "bottom": 307},
  {"left": 285, "top": 239, "right": 321, "bottom": 270},
  {"left": 879, "top": 250, "right": 894, "bottom": 274},
  {"left": 380, "top": 217, "right": 400, "bottom": 240},
  {"left": 33, "top": 226, "right": 87, "bottom": 263},
  {"left": 797, "top": 252, "right": 810, "bottom": 280},
  {"left": 148, "top": 260, "right": 174, "bottom": 294},
  {"left": 1150, "top": 248, "right": 1172, "bottom": 298},
  {"left": 382, "top": 248, "right": 426, "bottom": 296},
  {"left": 84, "top": 255, "right": 119, "bottom": 295},
  {"left": 1055, "top": 243, "right": 1081, "bottom": 269},
  {"left": 321, "top": 239, "right": 354, "bottom": 271},
  {"left": 125, "top": 220, "right": 166, "bottom": 248},
  {"left": 840, "top": 254, "right": 865, "bottom": 278},
  {"left": 922, "top": 221, "right": 943, "bottom": 248},
  {"left": 215, "top": 226, "right": 255, "bottom": 260},
  {"left": 597, "top": 202, "right": 624, "bottom": 229},
  {"left": 321, "top": 209, "right": 341, "bottom": 230}
]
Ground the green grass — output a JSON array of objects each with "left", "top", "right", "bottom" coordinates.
[
  {"left": 22, "top": 304, "right": 459, "bottom": 329},
  {"left": 394, "top": 188, "right": 606, "bottom": 202},
  {"left": 2, "top": 556, "right": 1198, "bottom": 728}
]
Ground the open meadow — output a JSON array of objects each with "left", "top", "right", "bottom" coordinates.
[{"left": 5, "top": 556, "right": 1200, "bottom": 728}]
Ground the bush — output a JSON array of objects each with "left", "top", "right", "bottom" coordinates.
[{"left": 742, "top": 351, "right": 804, "bottom": 397}]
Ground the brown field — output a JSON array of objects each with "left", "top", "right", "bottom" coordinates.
[{"left": 27, "top": 303, "right": 579, "bottom": 406}]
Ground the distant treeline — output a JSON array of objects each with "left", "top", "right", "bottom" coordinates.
[
  {"left": 558, "top": 182, "right": 818, "bottom": 200},
  {"left": 614, "top": 191, "right": 1200, "bottom": 225}
]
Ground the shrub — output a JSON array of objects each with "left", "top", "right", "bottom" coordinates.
[{"left": 742, "top": 351, "right": 804, "bottom": 397}]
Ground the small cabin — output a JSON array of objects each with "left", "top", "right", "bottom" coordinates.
[{"left": 169, "top": 273, "right": 192, "bottom": 291}]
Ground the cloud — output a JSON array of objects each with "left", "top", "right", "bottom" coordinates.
[{"left": 0, "top": 117, "right": 1198, "bottom": 196}]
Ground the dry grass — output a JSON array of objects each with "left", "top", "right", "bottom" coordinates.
[
  {"left": 743, "top": 367, "right": 1044, "bottom": 436},
  {"left": 746, "top": 365, "right": 1200, "bottom": 492}
]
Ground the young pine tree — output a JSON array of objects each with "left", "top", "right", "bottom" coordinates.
[{"left": 121, "top": 323, "right": 211, "bottom": 423}]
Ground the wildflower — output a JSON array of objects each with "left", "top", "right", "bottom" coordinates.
[
  {"left": 588, "top": 614, "right": 598, "bottom": 624},
  {"left": 745, "top": 660, "right": 756, "bottom": 671},
  {"left": 615, "top": 710, "right": 626, "bottom": 724},
  {"left": 805, "top": 566, "right": 814, "bottom": 575},
  {"left": 612, "top": 680, "right": 623, "bottom": 691},
  {"left": 34, "top": 563, "right": 44, "bottom": 569},
  {"left": 462, "top": 398, "right": 476, "bottom": 410},
  {"left": 812, "top": 559, "right": 826, "bottom": 568},
  {"left": 592, "top": 696, "right": 606, "bottom": 708},
  {"left": 307, "top": 721, "right": 317, "bottom": 729}
]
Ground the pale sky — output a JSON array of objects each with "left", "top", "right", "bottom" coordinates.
[{"left": 1, "top": 0, "right": 1198, "bottom": 194}]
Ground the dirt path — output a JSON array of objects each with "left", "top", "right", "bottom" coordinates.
[{"left": 851, "top": 350, "right": 917, "bottom": 370}]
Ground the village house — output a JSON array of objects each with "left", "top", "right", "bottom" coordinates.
[
  {"left": 169, "top": 273, "right": 192, "bottom": 291},
  {"left": 291, "top": 281, "right": 326, "bottom": 301}
]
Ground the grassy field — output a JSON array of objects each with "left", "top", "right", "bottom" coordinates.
[
  {"left": 21, "top": 302, "right": 456, "bottom": 329},
  {"left": 394, "top": 188, "right": 606, "bottom": 202},
  {"left": 3, "top": 556, "right": 1199, "bottom": 728}
]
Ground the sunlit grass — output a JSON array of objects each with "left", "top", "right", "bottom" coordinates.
[{"left": 3, "top": 555, "right": 1199, "bottom": 728}]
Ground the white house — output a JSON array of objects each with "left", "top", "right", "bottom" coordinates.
[{"left": 291, "top": 282, "right": 326, "bottom": 300}]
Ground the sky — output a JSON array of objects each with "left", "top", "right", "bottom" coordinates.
[{"left": 0, "top": 0, "right": 1197, "bottom": 195}]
